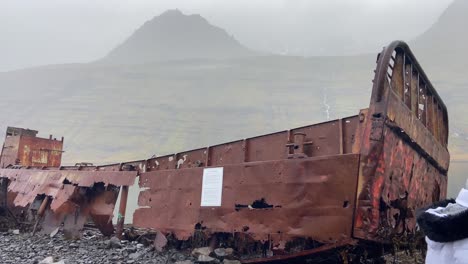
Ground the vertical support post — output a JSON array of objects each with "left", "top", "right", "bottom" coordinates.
[
  {"left": 411, "top": 71, "right": 419, "bottom": 115},
  {"left": 0, "top": 178, "right": 8, "bottom": 210},
  {"left": 116, "top": 185, "right": 129, "bottom": 239},
  {"left": 242, "top": 139, "right": 248, "bottom": 162},
  {"left": 32, "top": 196, "right": 50, "bottom": 235},
  {"left": 205, "top": 147, "right": 211, "bottom": 167},
  {"left": 338, "top": 119, "right": 344, "bottom": 154},
  {"left": 404, "top": 59, "right": 412, "bottom": 108}
]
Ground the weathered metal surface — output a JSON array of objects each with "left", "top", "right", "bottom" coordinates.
[
  {"left": 135, "top": 154, "right": 359, "bottom": 254},
  {"left": 241, "top": 238, "right": 357, "bottom": 263},
  {"left": 353, "top": 41, "right": 449, "bottom": 242},
  {"left": 0, "top": 178, "right": 7, "bottom": 209},
  {"left": 145, "top": 117, "right": 360, "bottom": 171},
  {"left": 0, "top": 168, "right": 137, "bottom": 237},
  {"left": 116, "top": 185, "right": 129, "bottom": 239},
  {"left": 0, "top": 127, "right": 63, "bottom": 168}
]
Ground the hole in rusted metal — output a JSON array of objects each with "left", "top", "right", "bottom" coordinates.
[
  {"left": 194, "top": 222, "right": 206, "bottom": 230},
  {"left": 235, "top": 198, "right": 277, "bottom": 211},
  {"left": 342, "top": 201, "right": 349, "bottom": 208}
]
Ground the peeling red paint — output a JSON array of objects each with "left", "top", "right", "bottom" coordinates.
[{"left": 0, "top": 168, "right": 136, "bottom": 237}]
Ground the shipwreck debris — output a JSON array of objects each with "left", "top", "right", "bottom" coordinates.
[{"left": 0, "top": 41, "right": 450, "bottom": 262}]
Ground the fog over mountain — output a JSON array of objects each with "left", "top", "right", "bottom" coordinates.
[
  {"left": 413, "top": 0, "right": 467, "bottom": 65},
  {"left": 100, "top": 9, "right": 256, "bottom": 64},
  {"left": 0, "top": 0, "right": 453, "bottom": 72}
]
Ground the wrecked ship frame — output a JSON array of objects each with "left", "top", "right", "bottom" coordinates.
[{"left": 0, "top": 41, "right": 449, "bottom": 262}]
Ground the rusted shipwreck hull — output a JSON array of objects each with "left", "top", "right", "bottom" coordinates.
[{"left": 0, "top": 41, "right": 449, "bottom": 262}]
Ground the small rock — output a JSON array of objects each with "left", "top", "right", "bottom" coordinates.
[
  {"left": 69, "top": 243, "right": 78, "bottom": 248},
  {"left": 214, "top": 248, "right": 226, "bottom": 257},
  {"left": 153, "top": 231, "right": 168, "bottom": 252},
  {"left": 54, "top": 245, "right": 63, "bottom": 251},
  {"left": 172, "top": 252, "right": 190, "bottom": 262},
  {"left": 136, "top": 243, "right": 144, "bottom": 249},
  {"left": 39, "top": 257, "right": 54, "bottom": 264},
  {"left": 12, "top": 229, "right": 20, "bottom": 235},
  {"left": 126, "top": 246, "right": 137, "bottom": 253},
  {"left": 129, "top": 252, "right": 142, "bottom": 260},
  {"left": 50, "top": 227, "right": 59, "bottom": 238},
  {"left": 198, "top": 255, "right": 217, "bottom": 263},
  {"left": 192, "top": 247, "right": 212, "bottom": 257},
  {"left": 107, "top": 236, "right": 122, "bottom": 249}
]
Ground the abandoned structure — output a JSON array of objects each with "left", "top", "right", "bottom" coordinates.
[{"left": 0, "top": 41, "right": 449, "bottom": 262}]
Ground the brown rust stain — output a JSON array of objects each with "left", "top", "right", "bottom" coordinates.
[
  {"left": 134, "top": 155, "right": 360, "bottom": 248},
  {"left": 353, "top": 41, "right": 449, "bottom": 242},
  {"left": 0, "top": 128, "right": 64, "bottom": 168}
]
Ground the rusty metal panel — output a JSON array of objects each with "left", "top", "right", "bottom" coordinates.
[
  {"left": 144, "top": 118, "right": 359, "bottom": 173},
  {"left": 343, "top": 116, "right": 360, "bottom": 154},
  {"left": 291, "top": 118, "right": 358, "bottom": 157},
  {"left": 0, "top": 168, "right": 136, "bottom": 237},
  {"left": 174, "top": 148, "right": 208, "bottom": 169},
  {"left": 410, "top": 68, "right": 419, "bottom": 115},
  {"left": 148, "top": 154, "right": 177, "bottom": 171},
  {"left": 0, "top": 169, "right": 137, "bottom": 189},
  {"left": 386, "top": 92, "right": 449, "bottom": 171},
  {"left": 354, "top": 41, "right": 450, "bottom": 242},
  {"left": 354, "top": 127, "right": 447, "bottom": 240},
  {"left": 18, "top": 136, "right": 63, "bottom": 167},
  {"left": 246, "top": 131, "right": 288, "bottom": 162},
  {"left": 0, "top": 136, "right": 21, "bottom": 168},
  {"left": 426, "top": 92, "right": 434, "bottom": 135},
  {"left": 403, "top": 58, "right": 412, "bottom": 109},
  {"left": 209, "top": 140, "right": 245, "bottom": 166},
  {"left": 418, "top": 81, "right": 427, "bottom": 126},
  {"left": 144, "top": 117, "right": 358, "bottom": 173},
  {"left": 391, "top": 49, "right": 405, "bottom": 99},
  {"left": 0, "top": 127, "right": 63, "bottom": 168},
  {"left": 134, "top": 154, "right": 360, "bottom": 249}
]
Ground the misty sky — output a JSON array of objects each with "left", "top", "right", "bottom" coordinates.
[{"left": 0, "top": 0, "right": 454, "bottom": 72}]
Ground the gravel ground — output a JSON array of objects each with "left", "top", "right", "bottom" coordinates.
[
  {"left": 382, "top": 251, "right": 424, "bottom": 264},
  {"left": 0, "top": 228, "right": 195, "bottom": 264},
  {"left": 0, "top": 227, "right": 425, "bottom": 264}
]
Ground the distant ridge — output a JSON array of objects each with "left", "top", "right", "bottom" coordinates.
[
  {"left": 100, "top": 9, "right": 256, "bottom": 64},
  {"left": 412, "top": 0, "right": 468, "bottom": 63}
]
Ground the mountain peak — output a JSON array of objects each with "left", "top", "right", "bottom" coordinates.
[
  {"left": 160, "top": 9, "right": 183, "bottom": 16},
  {"left": 412, "top": 0, "right": 467, "bottom": 64},
  {"left": 100, "top": 10, "right": 255, "bottom": 64}
]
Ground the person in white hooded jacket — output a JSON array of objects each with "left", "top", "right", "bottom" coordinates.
[{"left": 417, "top": 180, "right": 468, "bottom": 264}]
